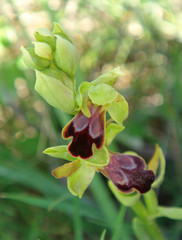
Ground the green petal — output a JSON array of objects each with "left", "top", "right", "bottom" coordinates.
[
  {"left": 106, "top": 123, "right": 125, "bottom": 146},
  {"left": 108, "top": 94, "right": 128, "bottom": 125},
  {"left": 150, "top": 146, "right": 166, "bottom": 188},
  {"left": 55, "top": 35, "right": 79, "bottom": 78},
  {"left": 52, "top": 160, "right": 81, "bottom": 178},
  {"left": 91, "top": 67, "right": 123, "bottom": 86},
  {"left": 52, "top": 22, "right": 74, "bottom": 44},
  {"left": 43, "top": 145, "right": 77, "bottom": 161},
  {"left": 85, "top": 146, "right": 109, "bottom": 167},
  {"left": 35, "top": 70, "right": 75, "bottom": 114},
  {"left": 32, "top": 41, "right": 52, "bottom": 60},
  {"left": 88, "top": 83, "right": 118, "bottom": 105},
  {"left": 108, "top": 181, "right": 140, "bottom": 206},
  {"left": 34, "top": 28, "right": 55, "bottom": 50},
  {"left": 67, "top": 162, "right": 95, "bottom": 198},
  {"left": 75, "top": 81, "right": 91, "bottom": 117},
  {"left": 148, "top": 144, "right": 160, "bottom": 174}
]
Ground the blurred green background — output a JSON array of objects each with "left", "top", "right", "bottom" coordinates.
[{"left": 0, "top": 0, "right": 182, "bottom": 239}]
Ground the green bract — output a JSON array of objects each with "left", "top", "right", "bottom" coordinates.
[{"left": 35, "top": 70, "right": 75, "bottom": 114}]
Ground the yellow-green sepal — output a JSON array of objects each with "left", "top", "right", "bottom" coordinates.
[
  {"left": 108, "top": 94, "right": 128, "bottom": 125},
  {"left": 91, "top": 67, "right": 123, "bottom": 86},
  {"left": 52, "top": 22, "right": 74, "bottom": 44},
  {"left": 67, "top": 162, "right": 95, "bottom": 198},
  {"left": 88, "top": 83, "right": 118, "bottom": 105},
  {"left": 43, "top": 145, "right": 77, "bottom": 161},
  {"left": 106, "top": 122, "right": 125, "bottom": 146}
]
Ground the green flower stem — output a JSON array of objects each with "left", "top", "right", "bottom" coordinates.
[
  {"left": 74, "top": 197, "right": 83, "bottom": 240},
  {"left": 132, "top": 199, "right": 165, "bottom": 240},
  {"left": 111, "top": 206, "right": 126, "bottom": 240}
]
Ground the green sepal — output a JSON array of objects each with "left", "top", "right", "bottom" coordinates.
[
  {"left": 91, "top": 67, "right": 123, "bottom": 86},
  {"left": 32, "top": 41, "right": 52, "bottom": 60},
  {"left": 67, "top": 162, "right": 95, "bottom": 198},
  {"left": 132, "top": 218, "right": 149, "bottom": 240},
  {"left": 75, "top": 81, "right": 91, "bottom": 115},
  {"left": 52, "top": 160, "right": 81, "bottom": 178},
  {"left": 100, "top": 229, "right": 107, "bottom": 240},
  {"left": 52, "top": 22, "right": 74, "bottom": 44},
  {"left": 34, "top": 28, "right": 55, "bottom": 50},
  {"left": 43, "top": 145, "right": 77, "bottom": 161},
  {"left": 55, "top": 35, "right": 79, "bottom": 78},
  {"left": 108, "top": 180, "right": 140, "bottom": 206},
  {"left": 88, "top": 83, "right": 118, "bottom": 105},
  {"left": 155, "top": 206, "right": 182, "bottom": 220},
  {"left": 85, "top": 146, "right": 109, "bottom": 167},
  {"left": 148, "top": 145, "right": 166, "bottom": 188},
  {"left": 35, "top": 70, "right": 75, "bottom": 114},
  {"left": 106, "top": 122, "right": 125, "bottom": 146},
  {"left": 21, "top": 46, "right": 51, "bottom": 70},
  {"left": 108, "top": 94, "right": 128, "bottom": 125},
  {"left": 43, "top": 67, "right": 74, "bottom": 90}
]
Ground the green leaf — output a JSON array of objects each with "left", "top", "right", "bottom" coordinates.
[
  {"left": 44, "top": 145, "right": 77, "bottom": 161},
  {"left": 55, "top": 35, "right": 79, "bottom": 78},
  {"left": 21, "top": 46, "right": 50, "bottom": 70},
  {"left": 88, "top": 83, "right": 118, "bottom": 105},
  {"left": 100, "top": 229, "right": 107, "bottom": 240},
  {"left": 132, "top": 218, "right": 150, "bottom": 240},
  {"left": 35, "top": 70, "right": 75, "bottom": 114},
  {"left": 106, "top": 123, "right": 125, "bottom": 146},
  {"left": 108, "top": 94, "right": 128, "bottom": 125},
  {"left": 85, "top": 146, "right": 109, "bottom": 167},
  {"left": 108, "top": 181, "right": 140, "bottom": 207},
  {"left": 53, "top": 22, "right": 74, "bottom": 44},
  {"left": 151, "top": 146, "right": 166, "bottom": 188},
  {"left": 34, "top": 27, "right": 55, "bottom": 50},
  {"left": 52, "top": 160, "right": 81, "bottom": 178},
  {"left": 156, "top": 206, "right": 182, "bottom": 220},
  {"left": 92, "top": 67, "right": 124, "bottom": 86},
  {"left": 32, "top": 41, "right": 52, "bottom": 60},
  {"left": 67, "top": 162, "right": 95, "bottom": 198}
]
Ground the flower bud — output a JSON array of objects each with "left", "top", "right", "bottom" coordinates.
[
  {"left": 52, "top": 22, "right": 74, "bottom": 44},
  {"left": 32, "top": 41, "right": 52, "bottom": 60},
  {"left": 34, "top": 28, "right": 55, "bottom": 50},
  {"left": 54, "top": 35, "right": 79, "bottom": 78},
  {"left": 21, "top": 46, "right": 51, "bottom": 70}
]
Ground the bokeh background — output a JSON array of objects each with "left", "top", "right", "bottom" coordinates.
[{"left": 0, "top": 0, "right": 182, "bottom": 239}]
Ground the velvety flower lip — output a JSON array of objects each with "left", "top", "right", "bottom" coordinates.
[
  {"left": 62, "top": 104, "right": 105, "bottom": 159},
  {"left": 100, "top": 152, "right": 155, "bottom": 194}
]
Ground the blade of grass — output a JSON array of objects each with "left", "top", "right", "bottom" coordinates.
[
  {"left": 90, "top": 173, "right": 117, "bottom": 229},
  {"left": 111, "top": 206, "right": 126, "bottom": 240}
]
